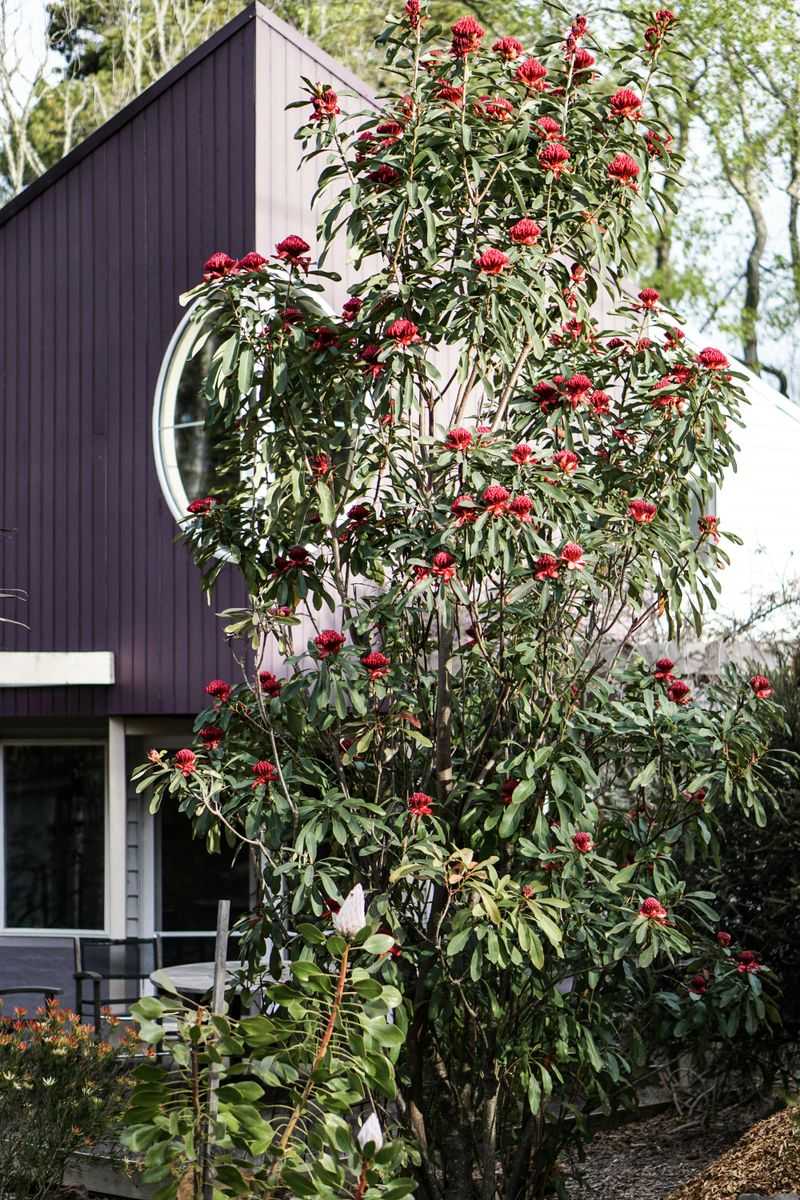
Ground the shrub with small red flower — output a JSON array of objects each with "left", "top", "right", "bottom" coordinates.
[{"left": 137, "top": 7, "right": 787, "bottom": 1194}]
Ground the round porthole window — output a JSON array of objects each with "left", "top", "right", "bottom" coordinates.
[{"left": 152, "top": 304, "right": 228, "bottom": 524}]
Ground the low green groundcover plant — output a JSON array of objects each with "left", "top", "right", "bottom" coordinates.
[
  {"left": 131, "top": 2, "right": 793, "bottom": 1196},
  {"left": 0, "top": 999, "right": 134, "bottom": 1200}
]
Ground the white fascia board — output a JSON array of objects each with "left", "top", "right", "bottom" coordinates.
[{"left": 0, "top": 652, "right": 115, "bottom": 687}]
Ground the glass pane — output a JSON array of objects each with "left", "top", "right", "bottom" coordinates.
[
  {"left": 4, "top": 745, "right": 105, "bottom": 929},
  {"left": 159, "top": 801, "right": 250, "bottom": 933}
]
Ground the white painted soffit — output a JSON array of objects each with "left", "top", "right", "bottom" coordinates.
[{"left": 0, "top": 652, "right": 115, "bottom": 687}]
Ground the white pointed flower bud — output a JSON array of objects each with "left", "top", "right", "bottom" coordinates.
[
  {"left": 356, "top": 1111, "right": 384, "bottom": 1154},
  {"left": 331, "top": 883, "right": 366, "bottom": 939}
]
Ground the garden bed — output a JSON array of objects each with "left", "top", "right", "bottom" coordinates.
[{"left": 562, "top": 1099, "right": 778, "bottom": 1199}]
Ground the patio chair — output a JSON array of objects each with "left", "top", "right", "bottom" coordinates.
[
  {"left": 0, "top": 986, "right": 62, "bottom": 1026},
  {"left": 73, "top": 936, "right": 162, "bottom": 1036}
]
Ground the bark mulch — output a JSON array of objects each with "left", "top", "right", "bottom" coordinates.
[
  {"left": 561, "top": 1100, "right": 780, "bottom": 1199},
  {"left": 667, "top": 1106, "right": 800, "bottom": 1200}
]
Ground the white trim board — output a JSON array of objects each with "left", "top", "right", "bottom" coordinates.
[{"left": 0, "top": 652, "right": 114, "bottom": 686}]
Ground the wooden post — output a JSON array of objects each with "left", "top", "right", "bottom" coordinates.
[{"left": 202, "top": 899, "right": 230, "bottom": 1200}]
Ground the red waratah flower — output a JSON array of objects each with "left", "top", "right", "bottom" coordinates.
[
  {"left": 508, "top": 495, "right": 534, "bottom": 522},
  {"left": 589, "top": 389, "right": 611, "bottom": 416},
  {"left": 612, "top": 426, "right": 637, "bottom": 446},
  {"left": 310, "top": 87, "right": 340, "bottom": 122},
  {"left": 572, "top": 831, "right": 594, "bottom": 853},
  {"left": 259, "top": 670, "right": 282, "bottom": 697},
  {"left": 664, "top": 326, "right": 685, "bottom": 348},
  {"left": 187, "top": 496, "right": 215, "bottom": 515},
  {"left": 716, "top": 931, "right": 732, "bottom": 947},
  {"left": 654, "top": 657, "right": 674, "bottom": 681},
  {"left": 697, "top": 346, "right": 729, "bottom": 370},
  {"left": 535, "top": 116, "right": 564, "bottom": 140},
  {"left": 435, "top": 81, "right": 464, "bottom": 105},
  {"left": 500, "top": 778, "right": 519, "bottom": 805},
  {"left": 493, "top": 35, "right": 524, "bottom": 59},
  {"left": 206, "top": 679, "right": 232, "bottom": 703},
  {"left": 535, "top": 381, "right": 562, "bottom": 413},
  {"left": 475, "top": 248, "right": 510, "bottom": 275},
  {"left": 638, "top": 287, "right": 660, "bottom": 308},
  {"left": 359, "top": 343, "right": 384, "bottom": 377},
  {"left": 451, "top": 15, "right": 485, "bottom": 57},
  {"left": 361, "top": 650, "right": 391, "bottom": 680},
  {"left": 369, "top": 164, "right": 401, "bottom": 186},
  {"left": 571, "top": 46, "right": 596, "bottom": 71},
  {"left": 445, "top": 427, "right": 473, "bottom": 452},
  {"left": 199, "top": 725, "right": 224, "bottom": 750},
  {"left": 409, "top": 790, "right": 434, "bottom": 817},
  {"left": 475, "top": 96, "right": 515, "bottom": 123},
  {"left": 482, "top": 484, "right": 511, "bottom": 515},
  {"left": 315, "top": 630, "right": 346, "bottom": 658},
  {"left": 236, "top": 251, "right": 268, "bottom": 272},
  {"left": 310, "top": 453, "right": 330, "bottom": 478},
  {"left": 607, "top": 153, "right": 640, "bottom": 187},
  {"left": 628, "top": 498, "right": 657, "bottom": 524},
  {"left": 561, "top": 542, "right": 585, "bottom": 570},
  {"left": 174, "top": 749, "right": 197, "bottom": 777},
  {"left": 609, "top": 87, "right": 642, "bottom": 120},
  {"left": 252, "top": 760, "right": 279, "bottom": 787},
  {"left": 342, "top": 296, "right": 363, "bottom": 322},
  {"left": 688, "top": 974, "right": 708, "bottom": 995},
  {"left": 432, "top": 550, "right": 457, "bottom": 581},
  {"left": 281, "top": 306, "right": 304, "bottom": 328},
  {"left": 511, "top": 442, "right": 536, "bottom": 464},
  {"left": 552, "top": 449, "right": 579, "bottom": 476},
  {"left": 310, "top": 326, "right": 338, "bottom": 352},
  {"left": 451, "top": 494, "right": 478, "bottom": 525},
  {"left": 404, "top": 0, "right": 422, "bottom": 26},
  {"left": 386, "top": 318, "right": 420, "bottom": 347},
  {"left": 698, "top": 514, "right": 720, "bottom": 542},
  {"left": 667, "top": 679, "right": 692, "bottom": 705},
  {"left": 287, "top": 545, "right": 311, "bottom": 565},
  {"left": 534, "top": 553, "right": 560, "bottom": 581},
  {"left": 683, "top": 787, "right": 706, "bottom": 805},
  {"left": 509, "top": 218, "right": 541, "bottom": 245},
  {"left": 639, "top": 896, "right": 668, "bottom": 923},
  {"left": 563, "top": 374, "right": 593, "bottom": 406},
  {"left": 376, "top": 119, "right": 404, "bottom": 147},
  {"left": 736, "top": 949, "right": 761, "bottom": 974},
  {"left": 275, "top": 235, "right": 311, "bottom": 269},
  {"left": 645, "top": 128, "right": 673, "bottom": 158},
  {"left": 203, "top": 251, "right": 236, "bottom": 281},
  {"left": 538, "top": 142, "right": 571, "bottom": 177},
  {"left": 515, "top": 57, "right": 548, "bottom": 90},
  {"left": 750, "top": 674, "right": 773, "bottom": 700},
  {"left": 347, "top": 503, "right": 372, "bottom": 526}
]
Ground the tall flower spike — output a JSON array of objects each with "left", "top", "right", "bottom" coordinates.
[{"left": 332, "top": 884, "right": 367, "bottom": 938}]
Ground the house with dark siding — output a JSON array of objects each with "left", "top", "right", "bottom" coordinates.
[{"left": 0, "top": 2, "right": 371, "bottom": 1000}]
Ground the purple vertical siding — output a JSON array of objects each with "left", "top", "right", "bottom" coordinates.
[
  {"left": 0, "top": 12, "right": 257, "bottom": 717},
  {"left": 0, "top": 4, "right": 374, "bottom": 719}
]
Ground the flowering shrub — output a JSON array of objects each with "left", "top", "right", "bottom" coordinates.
[
  {"left": 134, "top": 3, "right": 790, "bottom": 1195},
  {"left": 0, "top": 1000, "right": 134, "bottom": 1200}
]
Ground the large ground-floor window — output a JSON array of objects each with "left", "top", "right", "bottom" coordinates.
[{"left": 1, "top": 742, "right": 106, "bottom": 932}]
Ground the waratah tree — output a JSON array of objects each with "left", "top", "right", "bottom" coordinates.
[{"left": 135, "top": 3, "right": 791, "bottom": 1197}]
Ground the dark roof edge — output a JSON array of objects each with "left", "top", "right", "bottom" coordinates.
[
  {"left": 252, "top": 1, "right": 376, "bottom": 104},
  {"left": 0, "top": 1, "right": 376, "bottom": 229}
]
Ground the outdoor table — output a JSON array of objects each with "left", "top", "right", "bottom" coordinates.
[{"left": 151, "top": 960, "right": 243, "bottom": 997}]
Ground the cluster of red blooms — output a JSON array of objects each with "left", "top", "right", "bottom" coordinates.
[
  {"left": 750, "top": 674, "right": 773, "bottom": 700},
  {"left": 206, "top": 679, "right": 233, "bottom": 704},
  {"left": 450, "top": 15, "right": 485, "bottom": 57},
  {"left": 259, "top": 670, "right": 282, "bottom": 698},
  {"left": 475, "top": 247, "right": 510, "bottom": 275},
  {"left": 736, "top": 949, "right": 761, "bottom": 974},
  {"left": 361, "top": 650, "right": 391, "bottom": 680},
  {"left": 534, "top": 542, "right": 585, "bottom": 580},
  {"left": 274, "top": 235, "right": 311, "bottom": 272},
  {"left": 174, "top": 748, "right": 197, "bottom": 777},
  {"left": 385, "top": 318, "right": 420, "bottom": 347},
  {"left": 309, "top": 85, "right": 340, "bottom": 123},
  {"left": 572, "top": 831, "right": 594, "bottom": 853},
  {"left": 252, "top": 760, "right": 279, "bottom": 788},
  {"left": 272, "top": 545, "right": 312, "bottom": 576},
  {"left": 533, "top": 373, "right": 608, "bottom": 418},
  {"left": 628, "top": 498, "right": 657, "bottom": 525},
  {"left": 609, "top": 87, "right": 642, "bottom": 121},
  {"left": 639, "top": 896, "right": 668, "bottom": 923},
  {"left": 652, "top": 657, "right": 692, "bottom": 706},
  {"left": 202, "top": 250, "right": 268, "bottom": 282},
  {"left": 199, "top": 725, "right": 224, "bottom": 751},
  {"left": 698, "top": 514, "right": 720, "bottom": 542},
  {"left": 315, "top": 630, "right": 346, "bottom": 658},
  {"left": 187, "top": 496, "right": 216, "bottom": 516},
  {"left": 644, "top": 128, "right": 673, "bottom": 158},
  {"left": 644, "top": 7, "right": 677, "bottom": 54},
  {"left": 493, "top": 36, "right": 524, "bottom": 60},
  {"left": 408, "top": 791, "right": 433, "bottom": 818}
]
